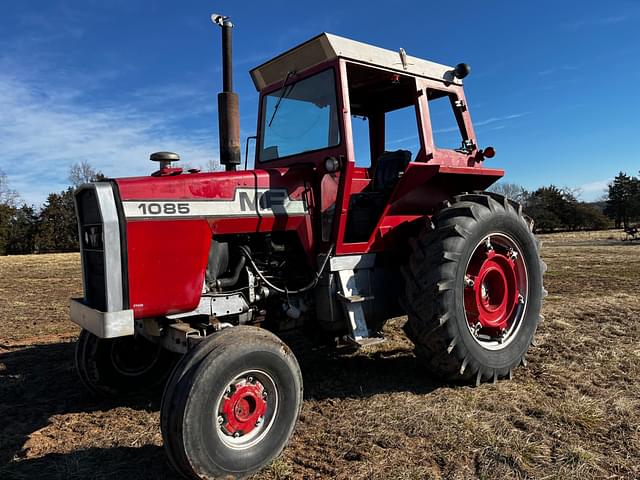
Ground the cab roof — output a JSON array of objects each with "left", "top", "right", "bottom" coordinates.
[{"left": 250, "top": 32, "right": 461, "bottom": 91}]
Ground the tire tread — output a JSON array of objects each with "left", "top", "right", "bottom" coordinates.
[{"left": 404, "top": 192, "right": 544, "bottom": 384}]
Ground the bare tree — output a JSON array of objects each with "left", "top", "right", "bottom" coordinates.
[
  {"left": 0, "top": 170, "right": 20, "bottom": 207},
  {"left": 562, "top": 185, "right": 583, "bottom": 201},
  {"left": 488, "top": 181, "right": 527, "bottom": 202},
  {"left": 206, "top": 158, "right": 220, "bottom": 172},
  {"left": 68, "top": 161, "right": 105, "bottom": 187}
]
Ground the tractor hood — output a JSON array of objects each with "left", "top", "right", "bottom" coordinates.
[
  {"left": 114, "top": 168, "right": 311, "bottom": 224},
  {"left": 107, "top": 167, "right": 314, "bottom": 319}
]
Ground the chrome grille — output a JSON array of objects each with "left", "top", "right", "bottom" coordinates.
[{"left": 74, "top": 183, "right": 124, "bottom": 312}]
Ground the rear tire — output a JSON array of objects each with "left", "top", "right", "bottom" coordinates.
[
  {"left": 75, "top": 329, "right": 176, "bottom": 397},
  {"left": 404, "top": 193, "right": 545, "bottom": 385},
  {"left": 161, "top": 326, "right": 303, "bottom": 479}
]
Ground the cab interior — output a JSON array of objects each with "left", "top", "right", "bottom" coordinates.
[{"left": 344, "top": 63, "right": 423, "bottom": 243}]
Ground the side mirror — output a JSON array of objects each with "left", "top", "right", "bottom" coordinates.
[{"left": 244, "top": 136, "right": 257, "bottom": 170}]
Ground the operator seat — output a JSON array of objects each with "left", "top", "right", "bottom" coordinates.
[
  {"left": 371, "top": 149, "right": 411, "bottom": 192},
  {"left": 344, "top": 149, "right": 411, "bottom": 242}
]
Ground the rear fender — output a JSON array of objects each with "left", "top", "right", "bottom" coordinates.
[
  {"left": 386, "top": 163, "right": 504, "bottom": 214},
  {"left": 337, "top": 163, "right": 504, "bottom": 255}
]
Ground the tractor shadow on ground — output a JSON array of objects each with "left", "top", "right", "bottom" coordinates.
[
  {"left": 0, "top": 341, "right": 166, "bottom": 476},
  {"left": 0, "top": 340, "right": 452, "bottom": 479},
  {"left": 0, "top": 445, "right": 180, "bottom": 480},
  {"left": 300, "top": 348, "right": 451, "bottom": 401}
]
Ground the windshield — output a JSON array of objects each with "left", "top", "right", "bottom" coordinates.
[{"left": 259, "top": 69, "right": 341, "bottom": 162}]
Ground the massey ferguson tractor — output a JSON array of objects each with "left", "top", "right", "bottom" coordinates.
[{"left": 70, "top": 13, "right": 545, "bottom": 480}]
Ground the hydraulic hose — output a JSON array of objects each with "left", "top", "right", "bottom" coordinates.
[
  {"left": 238, "top": 244, "right": 334, "bottom": 295},
  {"left": 216, "top": 255, "right": 246, "bottom": 288}
]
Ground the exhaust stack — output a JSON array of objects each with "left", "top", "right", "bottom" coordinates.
[{"left": 211, "top": 14, "right": 241, "bottom": 171}]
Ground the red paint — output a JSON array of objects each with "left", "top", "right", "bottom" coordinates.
[
  {"left": 464, "top": 247, "right": 521, "bottom": 333},
  {"left": 219, "top": 378, "right": 267, "bottom": 436},
  {"left": 152, "top": 166, "right": 183, "bottom": 177},
  {"left": 127, "top": 219, "right": 211, "bottom": 318},
  {"left": 117, "top": 167, "right": 318, "bottom": 318},
  {"left": 117, "top": 168, "right": 311, "bottom": 201}
]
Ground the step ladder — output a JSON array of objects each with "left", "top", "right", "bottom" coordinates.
[{"left": 331, "top": 254, "right": 385, "bottom": 346}]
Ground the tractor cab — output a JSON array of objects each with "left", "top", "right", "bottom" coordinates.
[{"left": 250, "top": 34, "right": 501, "bottom": 255}]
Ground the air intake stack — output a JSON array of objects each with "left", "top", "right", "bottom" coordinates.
[{"left": 211, "top": 13, "right": 241, "bottom": 171}]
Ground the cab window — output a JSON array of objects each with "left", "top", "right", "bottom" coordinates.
[
  {"left": 427, "top": 89, "right": 470, "bottom": 151},
  {"left": 259, "top": 69, "right": 340, "bottom": 161}
]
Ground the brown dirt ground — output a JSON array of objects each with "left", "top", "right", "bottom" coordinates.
[{"left": 1, "top": 230, "right": 639, "bottom": 479}]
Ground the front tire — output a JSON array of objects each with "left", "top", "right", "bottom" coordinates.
[
  {"left": 404, "top": 193, "right": 545, "bottom": 385},
  {"left": 161, "top": 326, "right": 303, "bottom": 479},
  {"left": 75, "top": 329, "right": 176, "bottom": 397}
]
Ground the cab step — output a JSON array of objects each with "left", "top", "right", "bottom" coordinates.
[
  {"left": 355, "top": 336, "right": 386, "bottom": 347},
  {"left": 342, "top": 335, "right": 386, "bottom": 347},
  {"left": 337, "top": 292, "right": 375, "bottom": 303},
  {"left": 331, "top": 254, "right": 381, "bottom": 344}
]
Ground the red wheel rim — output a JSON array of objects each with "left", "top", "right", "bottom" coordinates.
[
  {"left": 215, "top": 370, "right": 278, "bottom": 450},
  {"left": 219, "top": 378, "right": 267, "bottom": 436},
  {"left": 464, "top": 234, "right": 527, "bottom": 349}
]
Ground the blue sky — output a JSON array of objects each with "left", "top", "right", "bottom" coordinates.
[{"left": 0, "top": 0, "right": 638, "bottom": 205}]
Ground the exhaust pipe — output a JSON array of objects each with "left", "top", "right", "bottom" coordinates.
[{"left": 211, "top": 14, "right": 241, "bottom": 171}]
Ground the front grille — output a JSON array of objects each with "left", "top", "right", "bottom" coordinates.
[{"left": 76, "top": 188, "right": 107, "bottom": 311}]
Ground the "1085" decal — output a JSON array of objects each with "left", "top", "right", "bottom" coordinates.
[
  {"left": 122, "top": 188, "right": 308, "bottom": 218},
  {"left": 137, "top": 202, "right": 191, "bottom": 215}
]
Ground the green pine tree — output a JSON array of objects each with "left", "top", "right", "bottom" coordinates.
[{"left": 36, "top": 188, "right": 79, "bottom": 252}]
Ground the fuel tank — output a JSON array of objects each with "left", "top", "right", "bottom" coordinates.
[{"left": 114, "top": 167, "right": 314, "bottom": 318}]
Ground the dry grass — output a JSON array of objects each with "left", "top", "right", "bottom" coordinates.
[
  {"left": 1, "top": 231, "right": 639, "bottom": 479},
  {"left": 0, "top": 253, "right": 82, "bottom": 343}
]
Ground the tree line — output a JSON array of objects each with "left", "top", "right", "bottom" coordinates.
[
  {"left": 489, "top": 183, "right": 609, "bottom": 232},
  {"left": 604, "top": 172, "right": 640, "bottom": 229},
  {"left": 0, "top": 162, "right": 104, "bottom": 255},
  {"left": 0, "top": 167, "right": 638, "bottom": 255},
  {"left": 490, "top": 171, "right": 640, "bottom": 232}
]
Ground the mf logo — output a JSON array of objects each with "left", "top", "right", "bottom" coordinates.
[{"left": 238, "top": 190, "right": 290, "bottom": 213}]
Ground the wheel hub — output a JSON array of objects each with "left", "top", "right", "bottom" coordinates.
[
  {"left": 464, "top": 235, "right": 525, "bottom": 341},
  {"left": 219, "top": 377, "right": 267, "bottom": 437},
  {"left": 110, "top": 336, "right": 162, "bottom": 377}
]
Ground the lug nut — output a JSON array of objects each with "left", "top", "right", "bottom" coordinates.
[
  {"left": 217, "top": 415, "right": 224, "bottom": 425},
  {"left": 485, "top": 237, "right": 493, "bottom": 251},
  {"left": 498, "top": 328, "right": 507, "bottom": 343},
  {"left": 465, "top": 276, "right": 475, "bottom": 288},
  {"left": 473, "top": 322, "right": 482, "bottom": 337}
]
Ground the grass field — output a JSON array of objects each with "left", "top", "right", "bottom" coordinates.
[{"left": 1, "top": 230, "right": 639, "bottom": 479}]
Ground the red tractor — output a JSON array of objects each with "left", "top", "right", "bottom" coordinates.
[{"left": 70, "top": 14, "right": 545, "bottom": 480}]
